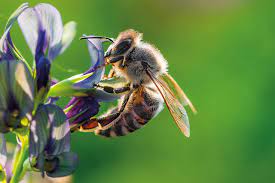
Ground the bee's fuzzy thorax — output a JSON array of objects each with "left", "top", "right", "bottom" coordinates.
[{"left": 138, "top": 41, "right": 168, "bottom": 75}]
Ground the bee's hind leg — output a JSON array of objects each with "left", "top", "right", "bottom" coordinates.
[{"left": 78, "top": 90, "right": 133, "bottom": 132}]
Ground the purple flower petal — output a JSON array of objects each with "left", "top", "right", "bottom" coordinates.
[
  {"left": 0, "top": 60, "right": 34, "bottom": 133},
  {"left": 65, "top": 97, "right": 99, "bottom": 125},
  {"left": 36, "top": 56, "right": 51, "bottom": 91},
  {"left": 18, "top": 7, "right": 40, "bottom": 56},
  {"left": 30, "top": 104, "right": 70, "bottom": 159},
  {"left": 18, "top": 3, "right": 62, "bottom": 58},
  {"left": 48, "top": 21, "right": 77, "bottom": 60},
  {"left": 30, "top": 104, "right": 74, "bottom": 177},
  {"left": 30, "top": 105, "right": 51, "bottom": 159},
  {"left": 45, "top": 104, "right": 70, "bottom": 155},
  {"left": 18, "top": 3, "right": 76, "bottom": 61},
  {"left": 33, "top": 4, "right": 63, "bottom": 60},
  {"left": 0, "top": 33, "right": 15, "bottom": 61},
  {"left": 73, "top": 36, "right": 106, "bottom": 89}
]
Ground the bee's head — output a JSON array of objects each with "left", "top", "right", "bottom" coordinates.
[{"left": 105, "top": 29, "right": 142, "bottom": 62}]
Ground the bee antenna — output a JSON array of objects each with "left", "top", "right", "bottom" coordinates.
[{"left": 80, "top": 36, "right": 114, "bottom": 43}]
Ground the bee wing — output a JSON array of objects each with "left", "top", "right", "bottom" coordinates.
[
  {"left": 146, "top": 70, "right": 191, "bottom": 137},
  {"left": 160, "top": 73, "right": 197, "bottom": 114}
]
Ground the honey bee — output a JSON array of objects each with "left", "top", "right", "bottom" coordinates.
[{"left": 78, "top": 29, "right": 196, "bottom": 137}]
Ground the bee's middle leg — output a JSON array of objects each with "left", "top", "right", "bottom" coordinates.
[{"left": 94, "top": 83, "right": 131, "bottom": 94}]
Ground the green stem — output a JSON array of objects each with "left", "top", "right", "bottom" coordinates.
[
  {"left": 10, "top": 135, "right": 29, "bottom": 183},
  {"left": 18, "top": 159, "right": 30, "bottom": 181}
]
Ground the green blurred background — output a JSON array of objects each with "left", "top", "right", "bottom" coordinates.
[{"left": 1, "top": 0, "right": 275, "bottom": 182}]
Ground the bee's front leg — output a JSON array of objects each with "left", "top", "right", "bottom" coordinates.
[{"left": 107, "top": 68, "right": 116, "bottom": 78}]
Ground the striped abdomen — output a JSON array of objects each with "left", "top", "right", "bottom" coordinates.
[{"left": 95, "top": 85, "right": 163, "bottom": 137}]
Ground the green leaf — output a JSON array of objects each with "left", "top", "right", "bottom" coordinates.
[{"left": 48, "top": 73, "right": 93, "bottom": 97}]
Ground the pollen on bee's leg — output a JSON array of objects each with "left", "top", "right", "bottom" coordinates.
[
  {"left": 97, "top": 122, "right": 103, "bottom": 129},
  {"left": 102, "top": 74, "right": 108, "bottom": 79},
  {"left": 80, "top": 120, "right": 99, "bottom": 132}
]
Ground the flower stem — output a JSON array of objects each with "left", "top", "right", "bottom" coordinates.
[{"left": 10, "top": 134, "right": 29, "bottom": 183}]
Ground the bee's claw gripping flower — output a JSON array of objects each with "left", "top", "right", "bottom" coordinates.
[
  {"left": 0, "top": 60, "right": 34, "bottom": 133},
  {"left": 0, "top": 134, "right": 7, "bottom": 181},
  {"left": 30, "top": 104, "right": 78, "bottom": 177}
]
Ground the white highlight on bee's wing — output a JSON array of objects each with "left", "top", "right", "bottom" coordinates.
[{"left": 147, "top": 70, "right": 191, "bottom": 137}]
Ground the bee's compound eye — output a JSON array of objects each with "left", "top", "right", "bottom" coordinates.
[{"left": 112, "top": 38, "right": 132, "bottom": 55}]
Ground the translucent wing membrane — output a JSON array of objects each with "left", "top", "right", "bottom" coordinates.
[
  {"left": 146, "top": 70, "right": 191, "bottom": 137},
  {"left": 160, "top": 73, "right": 197, "bottom": 114}
]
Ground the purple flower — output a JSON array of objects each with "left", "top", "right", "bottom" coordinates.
[
  {"left": 73, "top": 35, "right": 106, "bottom": 89},
  {"left": 66, "top": 97, "right": 99, "bottom": 127},
  {"left": 18, "top": 3, "right": 76, "bottom": 98},
  {"left": 30, "top": 104, "right": 78, "bottom": 177},
  {"left": 0, "top": 4, "right": 35, "bottom": 133},
  {"left": 0, "top": 3, "right": 78, "bottom": 179},
  {"left": 0, "top": 60, "right": 34, "bottom": 133},
  {"left": 18, "top": 3, "right": 76, "bottom": 62},
  {"left": 64, "top": 37, "right": 118, "bottom": 126}
]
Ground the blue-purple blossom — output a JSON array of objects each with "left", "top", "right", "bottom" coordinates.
[
  {"left": 66, "top": 97, "right": 99, "bottom": 127},
  {"left": 0, "top": 34, "right": 16, "bottom": 61},
  {"left": 18, "top": 3, "right": 76, "bottom": 99},
  {"left": 0, "top": 60, "right": 34, "bottom": 133},
  {"left": 0, "top": 4, "right": 35, "bottom": 133},
  {"left": 64, "top": 37, "right": 112, "bottom": 126},
  {"left": 18, "top": 3, "right": 76, "bottom": 62},
  {"left": 73, "top": 35, "right": 107, "bottom": 89},
  {"left": 30, "top": 104, "right": 78, "bottom": 177},
  {"left": 0, "top": 3, "right": 81, "bottom": 181}
]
